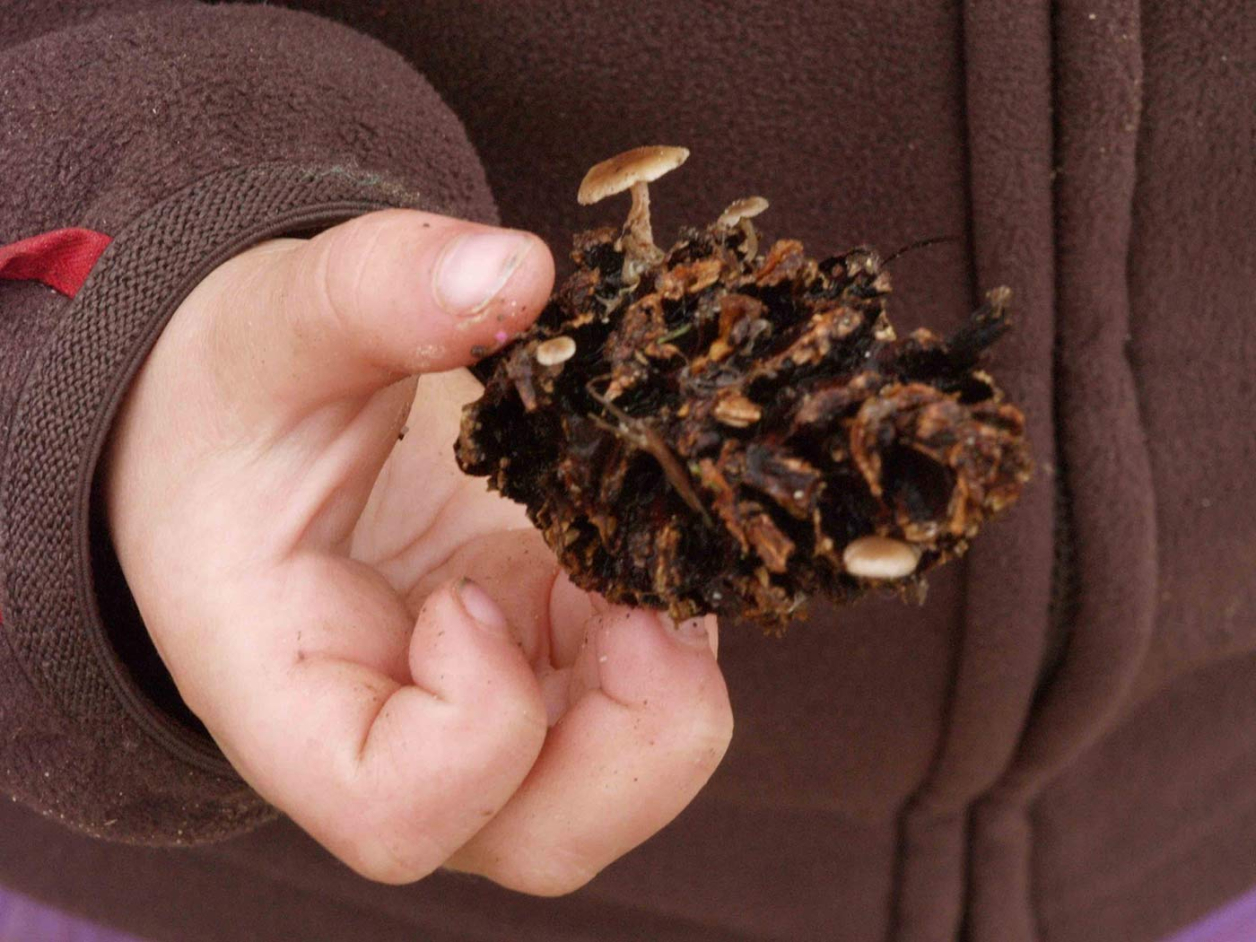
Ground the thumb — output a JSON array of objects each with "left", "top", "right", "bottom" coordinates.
[{"left": 210, "top": 208, "right": 554, "bottom": 407}]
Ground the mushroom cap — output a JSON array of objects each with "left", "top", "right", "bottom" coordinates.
[
  {"left": 535, "top": 335, "right": 577, "bottom": 366},
  {"left": 717, "top": 195, "right": 770, "bottom": 227},
  {"left": 577, "top": 146, "right": 690, "bottom": 205},
  {"left": 842, "top": 536, "right": 921, "bottom": 579}
]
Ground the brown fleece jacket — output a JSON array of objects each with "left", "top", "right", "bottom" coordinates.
[{"left": 0, "top": 1, "right": 1252, "bottom": 940}]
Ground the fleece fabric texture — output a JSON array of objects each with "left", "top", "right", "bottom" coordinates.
[
  {"left": 0, "top": 1, "right": 497, "bottom": 845},
  {"left": 0, "top": 1, "right": 1251, "bottom": 940}
]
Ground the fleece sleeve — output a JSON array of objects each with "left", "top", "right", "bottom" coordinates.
[{"left": 0, "top": 0, "right": 497, "bottom": 845}]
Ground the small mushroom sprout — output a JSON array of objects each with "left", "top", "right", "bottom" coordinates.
[
  {"left": 716, "top": 195, "right": 769, "bottom": 228},
  {"left": 535, "top": 335, "right": 576, "bottom": 366},
  {"left": 842, "top": 536, "right": 922, "bottom": 580},
  {"left": 716, "top": 195, "right": 770, "bottom": 258}
]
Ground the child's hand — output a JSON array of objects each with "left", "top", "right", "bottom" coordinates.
[{"left": 103, "top": 210, "right": 733, "bottom": 893}]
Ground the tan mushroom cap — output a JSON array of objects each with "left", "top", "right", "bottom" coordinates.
[
  {"left": 577, "top": 146, "right": 690, "bottom": 205},
  {"left": 717, "top": 195, "right": 770, "bottom": 228},
  {"left": 842, "top": 535, "right": 922, "bottom": 579},
  {"left": 535, "top": 335, "right": 577, "bottom": 366}
]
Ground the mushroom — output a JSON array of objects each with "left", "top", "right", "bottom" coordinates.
[
  {"left": 841, "top": 536, "right": 921, "bottom": 580},
  {"left": 712, "top": 392, "right": 762, "bottom": 428},
  {"left": 535, "top": 335, "right": 577, "bottom": 366},
  {"left": 578, "top": 145, "right": 689, "bottom": 266},
  {"left": 716, "top": 195, "right": 769, "bottom": 228},
  {"left": 716, "top": 195, "right": 769, "bottom": 259}
]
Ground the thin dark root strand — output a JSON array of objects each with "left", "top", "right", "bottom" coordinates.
[{"left": 882, "top": 235, "right": 960, "bottom": 266}]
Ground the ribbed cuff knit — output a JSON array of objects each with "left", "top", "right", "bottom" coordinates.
[{"left": 0, "top": 164, "right": 420, "bottom": 845}]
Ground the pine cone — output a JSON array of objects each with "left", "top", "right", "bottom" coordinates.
[{"left": 457, "top": 147, "right": 1031, "bottom": 629}]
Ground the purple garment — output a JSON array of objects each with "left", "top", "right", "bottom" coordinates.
[
  {"left": 0, "top": 886, "right": 146, "bottom": 942},
  {"left": 6, "top": 878, "right": 1256, "bottom": 942},
  {"left": 1162, "top": 887, "right": 1256, "bottom": 942}
]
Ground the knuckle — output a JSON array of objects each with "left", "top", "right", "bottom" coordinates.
[
  {"left": 485, "top": 847, "right": 602, "bottom": 898},
  {"left": 516, "top": 869, "right": 599, "bottom": 898},
  {"left": 436, "top": 663, "right": 548, "bottom": 763},
  {"left": 330, "top": 802, "right": 458, "bottom": 887},
  {"left": 341, "top": 833, "right": 442, "bottom": 886},
  {"left": 674, "top": 695, "right": 734, "bottom": 769},
  {"left": 306, "top": 213, "right": 396, "bottom": 347},
  {"left": 311, "top": 225, "right": 365, "bottom": 339},
  {"left": 452, "top": 695, "right": 547, "bottom": 769}
]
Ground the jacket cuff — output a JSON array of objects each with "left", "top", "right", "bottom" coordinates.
[{"left": 0, "top": 163, "right": 421, "bottom": 844}]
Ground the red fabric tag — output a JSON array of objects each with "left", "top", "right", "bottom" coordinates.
[{"left": 0, "top": 228, "right": 113, "bottom": 298}]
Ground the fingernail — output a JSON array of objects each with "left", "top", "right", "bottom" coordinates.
[
  {"left": 456, "top": 579, "right": 511, "bottom": 638},
  {"left": 433, "top": 231, "right": 532, "bottom": 318},
  {"left": 661, "top": 613, "right": 716, "bottom": 652}
]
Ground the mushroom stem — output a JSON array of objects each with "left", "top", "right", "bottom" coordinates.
[
  {"left": 738, "top": 219, "right": 759, "bottom": 260},
  {"left": 625, "top": 180, "right": 653, "bottom": 249}
]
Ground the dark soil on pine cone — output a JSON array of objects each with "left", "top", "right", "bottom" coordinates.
[{"left": 457, "top": 219, "right": 1032, "bottom": 630}]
